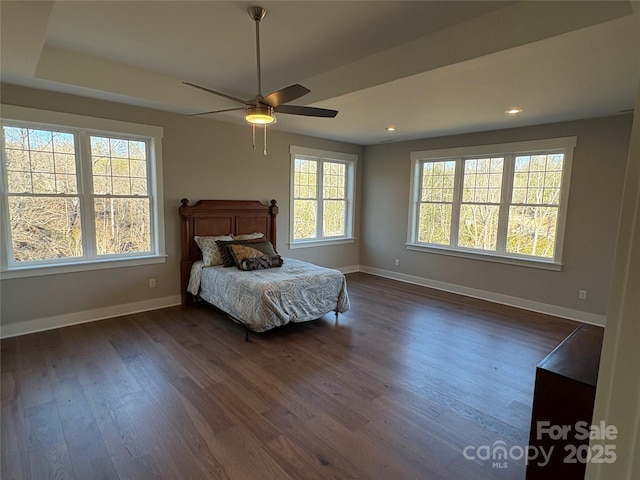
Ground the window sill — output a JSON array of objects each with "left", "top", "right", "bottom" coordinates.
[
  {"left": 405, "top": 243, "right": 562, "bottom": 271},
  {"left": 1, "top": 254, "right": 168, "bottom": 279},
  {"left": 288, "top": 238, "right": 355, "bottom": 249}
]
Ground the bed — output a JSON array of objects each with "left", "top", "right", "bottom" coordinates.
[{"left": 180, "top": 198, "right": 350, "bottom": 337}]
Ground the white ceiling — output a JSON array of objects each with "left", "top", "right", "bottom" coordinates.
[{"left": 1, "top": 1, "right": 639, "bottom": 145}]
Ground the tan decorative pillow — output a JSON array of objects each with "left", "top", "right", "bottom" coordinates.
[
  {"left": 194, "top": 235, "right": 233, "bottom": 266},
  {"left": 227, "top": 244, "right": 267, "bottom": 269},
  {"left": 233, "top": 232, "right": 265, "bottom": 240},
  {"left": 216, "top": 239, "right": 275, "bottom": 267}
]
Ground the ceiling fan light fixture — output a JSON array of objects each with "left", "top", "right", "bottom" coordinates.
[
  {"left": 245, "top": 106, "right": 276, "bottom": 125},
  {"left": 505, "top": 106, "right": 523, "bottom": 115},
  {"left": 184, "top": 5, "right": 336, "bottom": 155}
]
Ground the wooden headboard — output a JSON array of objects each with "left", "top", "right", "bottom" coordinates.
[{"left": 179, "top": 198, "right": 278, "bottom": 305}]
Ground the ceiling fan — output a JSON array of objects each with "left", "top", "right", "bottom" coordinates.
[{"left": 184, "top": 6, "right": 338, "bottom": 155}]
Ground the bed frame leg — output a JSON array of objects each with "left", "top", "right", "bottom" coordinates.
[
  {"left": 245, "top": 328, "right": 250, "bottom": 342},
  {"left": 335, "top": 311, "right": 339, "bottom": 327}
]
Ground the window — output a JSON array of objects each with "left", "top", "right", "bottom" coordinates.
[
  {"left": 1, "top": 105, "right": 165, "bottom": 277},
  {"left": 408, "top": 137, "right": 576, "bottom": 269},
  {"left": 290, "top": 146, "right": 356, "bottom": 247}
]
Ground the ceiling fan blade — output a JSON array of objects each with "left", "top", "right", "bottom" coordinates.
[
  {"left": 183, "top": 82, "right": 248, "bottom": 105},
  {"left": 261, "top": 84, "right": 311, "bottom": 108},
  {"left": 274, "top": 104, "right": 339, "bottom": 118},
  {"left": 188, "top": 107, "right": 245, "bottom": 117}
]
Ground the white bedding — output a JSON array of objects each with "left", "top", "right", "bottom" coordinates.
[{"left": 188, "top": 258, "right": 350, "bottom": 332}]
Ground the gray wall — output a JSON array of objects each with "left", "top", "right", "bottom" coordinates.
[
  {"left": 0, "top": 83, "right": 632, "bottom": 331},
  {"left": 361, "top": 114, "right": 632, "bottom": 318},
  {"left": 0, "top": 84, "right": 363, "bottom": 328}
]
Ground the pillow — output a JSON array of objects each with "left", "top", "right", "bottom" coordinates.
[
  {"left": 239, "top": 254, "right": 284, "bottom": 271},
  {"left": 233, "top": 232, "right": 264, "bottom": 240},
  {"left": 227, "top": 244, "right": 283, "bottom": 271},
  {"left": 194, "top": 234, "right": 233, "bottom": 266},
  {"left": 227, "top": 244, "right": 265, "bottom": 266},
  {"left": 216, "top": 239, "right": 277, "bottom": 267}
]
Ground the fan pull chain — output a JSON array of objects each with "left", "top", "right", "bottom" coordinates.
[
  {"left": 252, "top": 123, "right": 256, "bottom": 151},
  {"left": 263, "top": 125, "right": 268, "bottom": 156},
  {"left": 250, "top": 122, "right": 269, "bottom": 155}
]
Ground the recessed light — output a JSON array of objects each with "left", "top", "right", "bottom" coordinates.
[
  {"left": 505, "top": 107, "right": 523, "bottom": 115},
  {"left": 385, "top": 126, "right": 396, "bottom": 132}
]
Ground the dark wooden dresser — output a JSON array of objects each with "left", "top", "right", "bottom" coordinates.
[{"left": 526, "top": 323, "right": 605, "bottom": 480}]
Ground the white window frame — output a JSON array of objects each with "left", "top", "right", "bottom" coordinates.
[
  {"left": 289, "top": 146, "right": 356, "bottom": 248},
  {"left": 0, "top": 105, "right": 165, "bottom": 278},
  {"left": 407, "top": 137, "right": 576, "bottom": 270}
]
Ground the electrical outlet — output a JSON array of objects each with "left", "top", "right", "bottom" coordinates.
[
  {"left": 394, "top": 258, "right": 400, "bottom": 266},
  {"left": 578, "top": 289, "right": 587, "bottom": 300},
  {"left": 149, "top": 278, "right": 156, "bottom": 288}
]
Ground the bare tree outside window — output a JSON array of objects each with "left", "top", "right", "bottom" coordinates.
[
  {"left": 3, "top": 126, "right": 82, "bottom": 261},
  {"left": 90, "top": 136, "right": 151, "bottom": 255},
  {"left": 2, "top": 122, "right": 158, "bottom": 268},
  {"left": 290, "top": 147, "right": 355, "bottom": 246},
  {"left": 418, "top": 161, "right": 455, "bottom": 245},
  {"left": 506, "top": 154, "right": 563, "bottom": 258},
  {"left": 412, "top": 138, "right": 574, "bottom": 265},
  {"left": 458, "top": 157, "right": 503, "bottom": 251}
]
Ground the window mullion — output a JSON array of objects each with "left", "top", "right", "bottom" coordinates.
[
  {"left": 343, "top": 162, "right": 352, "bottom": 239},
  {"left": 412, "top": 161, "right": 424, "bottom": 244},
  {"left": 317, "top": 159, "right": 324, "bottom": 240},
  {"left": 0, "top": 132, "right": 12, "bottom": 270},
  {"left": 450, "top": 158, "right": 463, "bottom": 247},
  {"left": 77, "top": 131, "right": 97, "bottom": 259},
  {"left": 496, "top": 154, "right": 514, "bottom": 254},
  {"left": 145, "top": 140, "right": 157, "bottom": 254}
]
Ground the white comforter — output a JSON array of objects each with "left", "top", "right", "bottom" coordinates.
[{"left": 188, "top": 258, "right": 350, "bottom": 332}]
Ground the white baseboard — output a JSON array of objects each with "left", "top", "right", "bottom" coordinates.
[
  {"left": 0, "top": 295, "right": 182, "bottom": 339},
  {"left": 1, "top": 266, "right": 606, "bottom": 339},
  {"left": 357, "top": 265, "right": 607, "bottom": 326},
  {"left": 338, "top": 264, "right": 360, "bottom": 274}
]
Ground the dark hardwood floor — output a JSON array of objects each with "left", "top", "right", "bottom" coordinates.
[{"left": 1, "top": 272, "right": 579, "bottom": 480}]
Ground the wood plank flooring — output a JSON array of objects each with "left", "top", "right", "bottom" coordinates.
[{"left": 1, "top": 272, "right": 579, "bottom": 480}]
